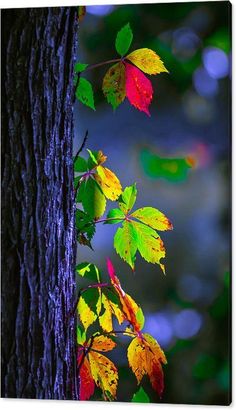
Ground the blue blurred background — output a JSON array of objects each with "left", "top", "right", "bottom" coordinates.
[{"left": 74, "top": 1, "right": 231, "bottom": 404}]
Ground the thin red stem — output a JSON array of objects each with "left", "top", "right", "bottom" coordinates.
[{"left": 85, "top": 58, "right": 121, "bottom": 71}]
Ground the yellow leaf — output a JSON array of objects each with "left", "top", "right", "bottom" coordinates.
[
  {"left": 89, "top": 351, "right": 118, "bottom": 400},
  {"left": 78, "top": 289, "right": 102, "bottom": 331},
  {"left": 91, "top": 335, "right": 116, "bottom": 352},
  {"left": 126, "top": 48, "right": 168, "bottom": 75},
  {"left": 127, "top": 333, "right": 167, "bottom": 398},
  {"left": 99, "top": 292, "right": 125, "bottom": 332},
  {"left": 94, "top": 165, "right": 122, "bottom": 201},
  {"left": 77, "top": 296, "right": 97, "bottom": 331}
]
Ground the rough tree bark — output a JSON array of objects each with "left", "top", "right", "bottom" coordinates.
[{"left": 1, "top": 7, "right": 79, "bottom": 399}]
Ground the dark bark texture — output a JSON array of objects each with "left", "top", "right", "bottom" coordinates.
[{"left": 1, "top": 7, "right": 78, "bottom": 399}]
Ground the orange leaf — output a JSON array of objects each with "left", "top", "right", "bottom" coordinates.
[
  {"left": 91, "top": 335, "right": 116, "bottom": 352},
  {"left": 107, "top": 259, "right": 143, "bottom": 332}
]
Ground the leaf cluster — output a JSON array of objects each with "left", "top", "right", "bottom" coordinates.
[{"left": 75, "top": 23, "right": 168, "bottom": 116}]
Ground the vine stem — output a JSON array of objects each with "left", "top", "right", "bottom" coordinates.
[
  {"left": 94, "top": 216, "right": 125, "bottom": 224},
  {"left": 85, "top": 58, "right": 122, "bottom": 71}
]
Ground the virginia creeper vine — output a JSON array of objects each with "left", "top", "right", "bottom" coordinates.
[{"left": 74, "top": 14, "right": 172, "bottom": 402}]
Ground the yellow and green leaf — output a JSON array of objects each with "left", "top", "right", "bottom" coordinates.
[
  {"left": 102, "top": 62, "right": 126, "bottom": 109},
  {"left": 81, "top": 177, "right": 106, "bottom": 219},
  {"left": 94, "top": 165, "right": 122, "bottom": 201},
  {"left": 131, "top": 206, "right": 173, "bottom": 231},
  {"left": 114, "top": 220, "right": 138, "bottom": 270},
  {"left": 78, "top": 288, "right": 101, "bottom": 330},
  {"left": 118, "top": 184, "right": 137, "bottom": 214}
]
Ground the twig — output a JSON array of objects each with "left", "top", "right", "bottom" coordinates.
[
  {"left": 85, "top": 58, "right": 121, "bottom": 71},
  {"left": 73, "top": 129, "right": 89, "bottom": 164},
  {"left": 73, "top": 72, "right": 81, "bottom": 104}
]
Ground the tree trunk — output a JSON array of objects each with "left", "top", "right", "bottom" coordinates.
[{"left": 1, "top": 7, "right": 78, "bottom": 399}]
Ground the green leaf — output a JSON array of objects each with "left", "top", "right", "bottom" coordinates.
[
  {"left": 75, "top": 209, "right": 96, "bottom": 245},
  {"left": 131, "top": 207, "right": 173, "bottom": 231},
  {"left": 135, "top": 306, "right": 145, "bottom": 330},
  {"left": 76, "top": 77, "right": 95, "bottom": 110},
  {"left": 75, "top": 62, "right": 88, "bottom": 73},
  {"left": 132, "top": 387, "right": 150, "bottom": 403},
  {"left": 106, "top": 208, "right": 125, "bottom": 224},
  {"left": 82, "top": 177, "right": 106, "bottom": 219},
  {"left": 82, "top": 287, "right": 100, "bottom": 315},
  {"left": 115, "top": 23, "right": 133, "bottom": 56},
  {"left": 114, "top": 220, "right": 137, "bottom": 270},
  {"left": 103, "top": 287, "right": 121, "bottom": 307},
  {"left": 76, "top": 262, "right": 100, "bottom": 282},
  {"left": 87, "top": 149, "right": 98, "bottom": 166},
  {"left": 77, "top": 325, "right": 86, "bottom": 345},
  {"left": 74, "top": 156, "right": 88, "bottom": 172},
  {"left": 119, "top": 184, "right": 137, "bottom": 214},
  {"left": 133, "top": 221, "right": 166, "bottom": 273}
]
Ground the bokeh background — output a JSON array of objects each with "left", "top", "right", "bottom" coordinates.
[{"left": 74, "top": 1, "right": 231, "bottom": 405}]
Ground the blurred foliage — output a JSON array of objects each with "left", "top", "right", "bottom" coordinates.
[{"left": 140, "top": 147, "right": 194, "bottom": 182}]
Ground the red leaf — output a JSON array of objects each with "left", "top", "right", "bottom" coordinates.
[
  {"left": 78, "top": 353, "right": 95, "bottom": 401},
  {"left": 125, "top": 62, "right": 153, "bottom": 116}
]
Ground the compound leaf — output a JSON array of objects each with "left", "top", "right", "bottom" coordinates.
[
  {"left": 125, "top": 62, "right": 153, "bottom": 116},
  {"left": 126, "top": 48, "right": 168, "bottom": 75},
  {"left": 102, "top": 62, "right": 126, "bottom": 109},
  {"left": 115, "top": 23, "right": 133, "bottom": 56},
  {"left": 76, "top": 77, "right": 95, "bottom": 110}
]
